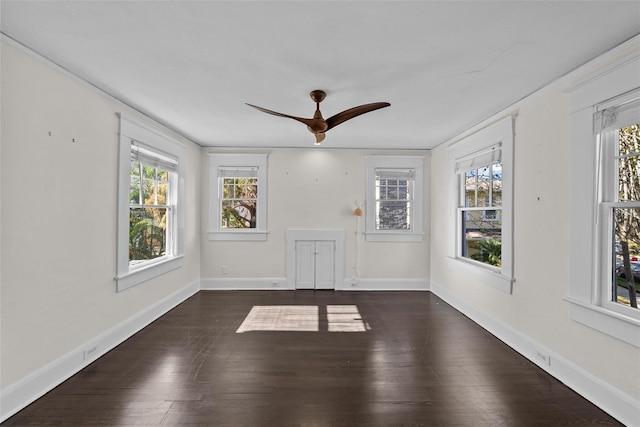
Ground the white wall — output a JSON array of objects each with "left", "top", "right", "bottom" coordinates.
[
  {"left": 429, "top": 47, "right": 639, "bottom": 423},
  {"left": 0, "top": 39, "right": 201, "bottom": 393},
  {"left": 201, "top": 148, "right": 430, "bottom": 288},
  {"left": 3, "top": 29, "right": 637, "bottom": 425}
]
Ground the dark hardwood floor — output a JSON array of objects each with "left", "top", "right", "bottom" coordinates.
[{"left": 4, "top": 291, "right": 623, "bottom": 426}]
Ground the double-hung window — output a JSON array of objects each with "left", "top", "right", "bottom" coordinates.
[
  {"left": 208, "top": 154, "right": 268, "bottom": 241},
  {"left": 566, "top": 39, "right": 639, "bottom": 347},
  {"left": 448, "top": 116, "right": 514, "bottom": 293},
  {"left": 456, "top": 148, "right": 503, "bottom": 267},
  {"left": 116, "top": 115, "right": 186, "bottom": 291},
  {"left": 375, "top": 168, "right": 414, "bottom": 231},
  {"left": 365, "top": 156, "right": 424, "bottom": 242},
  {"left": 596, "top": 95, "right": 640, "bottom": 314},
  {"left": 219, "top": 167, "right": 259, "bottom": 229},
  {"left": 129, "top": 144, "right": 177, "bottom": 265}
]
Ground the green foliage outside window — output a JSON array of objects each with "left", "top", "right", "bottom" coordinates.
[
  {"left": 221, "top": 177, "right": 257, "bottom": 229},
  {"left": 129, "top": 161, "right": 170, "bottom": 263}
]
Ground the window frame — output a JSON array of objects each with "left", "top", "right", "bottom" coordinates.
[
  {"left": 208, "top": 153, "right": 268, "bottom": 241},
  {"left": 566, "top": 42, "right": 640, "bottom": 348},
  {"left": 365, "top": 156, "right": 424, "bottom": 242},
  {"left": 129, "top": 150, "right": 175, "bottom": 266},
  {"left": 459, "top": 160, "right": 503, "bottom": 266},
  {"left": 447, "top": 116, "right": 515, "bottom": 293},
  {"left": 596, "top": 96, "right": 640, "bottom": 318},
  {"left": 116, "top": 114, "right": 186, "bottom": 292}
]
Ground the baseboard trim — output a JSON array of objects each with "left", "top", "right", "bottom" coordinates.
[
  {"left": 0, "top": 280, "right": 200, "bottom": 423},
  {"left": 430, "top": 280, "right": 639, "bottom": 427},
  {"left": 200, "top": 277, "right": 429, "bottom": 292},
  {"left": 200, "top": 277, "right": 290, "bottom": 290},
  {"left": 339, "top": 278, "right": 430, "bottom": 291}
]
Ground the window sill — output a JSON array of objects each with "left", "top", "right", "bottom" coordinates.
[
  {"left": 116, "top": 255, "right": 184, "bottom": 292},
  {"left": 365, "top": 231, "right": 423, "bottom": 242},
  {"left": 447, "top": 256, "right": 514, "bottom": 294},
  {"left": 208, "top": 230, "right": 268, "bottom": 241},
  {"left": 565, "top": 297, "right": 640, "bottom": 348}
]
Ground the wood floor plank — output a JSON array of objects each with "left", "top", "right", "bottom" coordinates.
[{"left": 3, "top": 291, "right": 623, "bottom": 426}]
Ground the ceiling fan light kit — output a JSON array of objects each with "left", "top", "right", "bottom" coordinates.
[{"left": 246, "top": 90, "right": 390, "bottom": 144}]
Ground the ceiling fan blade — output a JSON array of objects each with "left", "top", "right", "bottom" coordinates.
[
  {"left": 246, "top": 103, "right": 315, "bottom": 128},
  {"left": 326, "top": 102, "right": 390, "bottom": 130}
]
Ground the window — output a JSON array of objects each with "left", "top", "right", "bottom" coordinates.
[
  {"left": 116, "top": 115, "right": 186, "bottom": 292},
  {"left": 129, "top": 144, "right": 176, "bottom": 265},
  {"left": 448, "top": 116, "right": 514, "bottom": 293},
  {"left": 596, "top": 96, "right": 640, "bottom": 315},
  {"left": 365, "top": 156, "right": 424, "bottom": 242},
  {"left": 219, "top": 168, "right": 258, "bottom": 229},
  {"left": 375, "top": 168, "right": 414, "bottom": 231},
  {"left": 458, "top": 153, "right": 503, "bottom": 267},
  {"left": 566, "top": 39, "right": 639, "bottom": 347},
  {"left": 208, "top": 154, "right": 268, "bottom": 241}
]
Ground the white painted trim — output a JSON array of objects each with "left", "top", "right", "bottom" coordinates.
[
  {"left": 365, "top": 156, "right": 425, "bottom": 242},
  {"left": 565, "top": 297, "right": 640, "bottom": 348},
  {"left": 116, "top": 114, "right": 187, "bottom": 292},
  {"left": 340, "top": 278, "right": 429, "bottom": 291},
  {"left": 446, "top": 256, "right": 514, "bottom": 294},
  {"left": 0, "top": 280, "right": 200, "bottom": 423},
  {"left": 207, "top": 153, "right": 268, "bottom": 239},
  {"left": 567, "top": 46, "right": 640, "bottom": 347},
  {"left": 446, "top": 115, "right": 515, "bottom": 294},
  {"left": 430, "top": 281, "right": 639, "bottom": 427},
  {"left": 200, "top": 277, "right": 289, "bottom": 290},
  {"left": 115, "top": 255, "right": 184, "bottom": 292},
  {"left": 286, "top": 229, "right": 345, "bottom": 290}
]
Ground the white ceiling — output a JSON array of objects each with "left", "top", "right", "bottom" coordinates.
[{"left": 1, "top": 1, "right": 639, "bottom": 149}]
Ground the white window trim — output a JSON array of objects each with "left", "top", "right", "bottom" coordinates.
[
  {"left": 365, "top": 156, "right": 424, "bottom": 242},
  {"left": 116, "top": 114, "right": 186, "bottom": 292},
  {"left": 566, "top": 35, "right": 640, "bottom": 348},
  {"left": 208, "top": 153, "right": 268, "bottom": 241},
  {"left": 447, "top": 116, "right": 515, "bottom": 294}
]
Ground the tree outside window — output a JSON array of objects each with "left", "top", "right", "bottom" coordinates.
[
  {"left": 460, "top": 161, "right": 502, "bottom": 267},
  {"left": 612, "top": 124, "right": 640, "bottom": 309},
  {"left": 221, "top": 176, "right": 258, "bottom": 229},
  {"left": 129, "top": 161, "right": 172, "bottom": 264}
]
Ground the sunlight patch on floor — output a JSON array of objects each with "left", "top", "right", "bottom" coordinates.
[{"left": 236, "top": 305, "right": 368, "bottom": 333}]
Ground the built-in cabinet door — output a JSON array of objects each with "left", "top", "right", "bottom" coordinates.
[
  {"left": 295, "top": 241, "right": 315, "bottom": 289},
  {"left": 314, "top": 241, "right": 335, "bottom": 289},
  {"left": 295, "top": 240, "right": 335, "bottom": 289}
]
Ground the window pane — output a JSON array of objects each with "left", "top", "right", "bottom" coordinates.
[
  {"left": 477, "top": 166, "right": 490, "bottom": 207},
  {"left": 465, "top": 170, "right": 476, "bottom": 207},
  {"left": 461, "top": 209, "right": 502, "bottom": 267},
  {"left": 131, "top": 161, "right": 140, "bottom": 176},
  {"left": 220, "top": 176, "right": 259, "bottom": 229},
  {"left": 375, "top": 175, "right": 414, "bottom": 230},
  {"left": 142, "top": 178, "right": 154, "bottom": 204},
  {"left": 376, "top": 201, "right": 411, "bottom": 230},
  {"left": 612, "top": 207, "right": 640, "bottom": 309},
  {"left": 129, "top": 207, "right": 168, "bottom": 263},
  {"left": 130, "top": 175, "right": 140, "bottom": 205},
  {"left": 617, "top": 125, "right": 639, "bottom": 202},
  {"left": 492, "top": 163, "right": 503, "bottom": 207}
]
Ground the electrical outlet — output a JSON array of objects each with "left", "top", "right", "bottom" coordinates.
[
  {"left": 272, "top": 281, "right": 279, "bottom": 287},
  {"left": 221, "top": 265, "right": 229, "bottom": 275},
  {"left": 535, "top": 350, "right": 550, "bottom": 366},
  {"left": 83, "top": 344, "right": 99, "bottom": 361}
]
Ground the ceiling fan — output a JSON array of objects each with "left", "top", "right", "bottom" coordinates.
[{"left": 246, "top": 90, "right": 390, "bottom": 144}]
